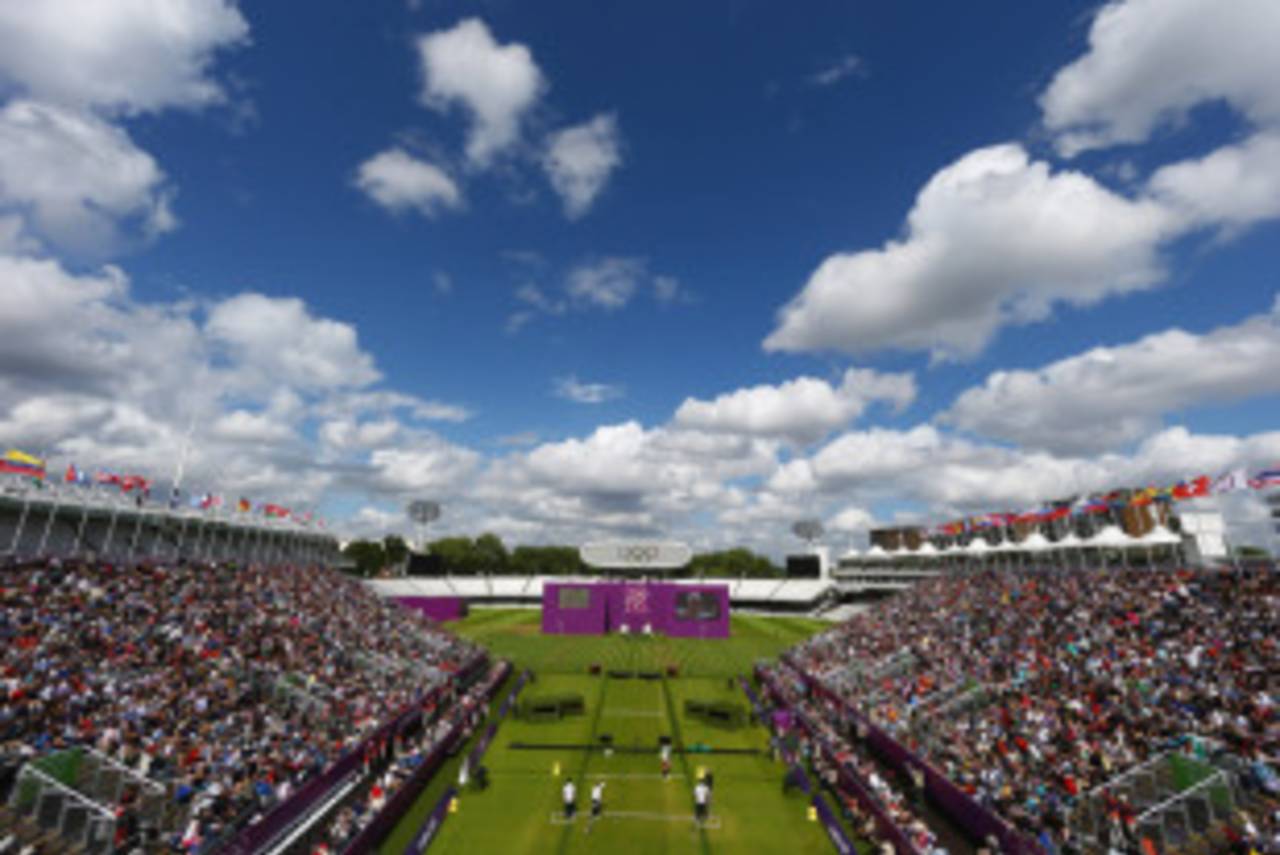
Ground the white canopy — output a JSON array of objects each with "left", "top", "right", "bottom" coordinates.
[
  {"left": 964, "top": 538, "right": 993, "bottom": 555},
  {"left": 1055, "top": 532, "right": 1085, "bottom": 549},
  {"left": 1138, "top": 526, "right": 1181, "bottom": 547},
  {"left": 915, "top": 541, "right": 940, "bottom": 558},
  {"left": 1088, "top": 525, "right": 1142, "bottom": 549},
  {"left": 865, "top": 544, "right": 889, "bottom": 558},
  {"left": 1020, "top": 532, "right": 1053, "bottom": 552}
]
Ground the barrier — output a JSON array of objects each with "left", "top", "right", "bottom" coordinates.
[
  {"left": 741, "top": 674, "right": 859, "bottom": 854},
  {"left": 396, "top": 669, "right": 530, "bottom": 853},
  {"left": 779, "top": 655, "right": 1043, "bottom": 855},
  {"left": 220, "top": 654, "right": 489, "bottom": 855},
  {"left": 338, "top": 661, "right": 512, "bottom": 854}
]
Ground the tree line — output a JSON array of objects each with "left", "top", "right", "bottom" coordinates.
[{"left": 340, "top": 533, "right": 782, "bottom": 579}]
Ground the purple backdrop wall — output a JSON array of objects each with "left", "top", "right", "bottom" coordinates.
[
  {"left": 541, "top": 581, "right": 729, "bottom": 638},
  {"left": 395, "top": 595, "right": 465, "bottom": 622}
]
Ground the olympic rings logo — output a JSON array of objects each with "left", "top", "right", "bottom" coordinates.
[{"left": 617, "top": 544, "right": 661, "bottom": 564}]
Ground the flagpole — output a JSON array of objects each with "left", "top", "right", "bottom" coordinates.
[
  {"left": 72, "top": 482, "right": 92, "bottom": 557},
  {"left": 37, "top": 486, "right": 62, "bottom": 557},
  {"left": 8, "top": 486, "right": 32, "bottom": 556},
  {"left": 102, "top": 495, "right": 121, "bottom": 560}
]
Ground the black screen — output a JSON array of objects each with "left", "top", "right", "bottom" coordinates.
[
  {"left": 785, "top": 555, "right": 820, "bottom": 578},
  {"left": 674, "top": 591, "right": 721, "bottom": 620}
]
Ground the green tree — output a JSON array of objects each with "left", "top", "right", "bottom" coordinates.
[
  {"left": 342, "top": 539, "right": 387, "bottom": 577},
  {"left": 474, "top": 532, "right": 508, "bottom": 572},
  {"left": 383, "top": 534, "right": 409, "bottom": 567},
  {"left": 428, "top": 536, "right": 480, "bottom": 574}
]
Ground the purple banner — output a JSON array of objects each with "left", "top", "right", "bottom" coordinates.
[
  {"left": 220, "top": 654, "right": 488, "bottom": 855},
  {"left": 779, "top": 656, "right": 1043, "bottom": 855},
  {"left": 541, "top": 581, "right": 729, "bottom": 638},
  {"left": 402, "top": 786, "right": 456, "bottom": 855},
  {"left": 341, "top": 661, "right": 512, "bottom": 854},
  {"left": 395, "top": 595, "right": 465, "bottom": 622}
]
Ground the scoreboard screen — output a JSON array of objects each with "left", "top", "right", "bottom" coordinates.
[{"left": 785, "top": 555, "right": 820, "bottom": 578}]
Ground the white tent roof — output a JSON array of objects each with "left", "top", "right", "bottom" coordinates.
[
  {"left": 865, "top": 544, "right": 888, "bottom": 557},
  {"left": 1138, "top": 526, "right": 1181, "bottom": 547},
  {"left": 992, "top": 539, "right": 1020, "bottom": 553},
  {"left": 1020, "top": 532, "right": 1053, "bottom": 552},
  {"left": 916, "top": 541, "right": 940, "bottom": 557},
  {"left": 1088, "top": 525, "right": 1141, "bottom": 548},
  {"left": 841, "top": 548, "right": 863, "bottom": 561},
  {"left": 964, "top": 538, "right": 992, "bottom": 554},
  {"left": 1055, "top": 532, "right": 1085, "bottom": 549}
]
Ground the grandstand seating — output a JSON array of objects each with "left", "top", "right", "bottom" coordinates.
[
  {"left": 782, "top": 565, "right": 1280, "bottom": 854},
  {"left": 1, "top": 558, "right": 480, "bottom": 853}
]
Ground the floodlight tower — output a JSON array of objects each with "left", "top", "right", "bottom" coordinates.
[{"left": 407, "top": 500, "right": 441, "bottom": 553}]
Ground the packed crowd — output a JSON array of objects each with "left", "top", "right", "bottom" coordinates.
[
  {"left": 0, "top": 558, "right": 478, "bottom": 851},
  {"left": 788, "top": 565, "right": 1280, "bottom": 852},
  {"left": 313, "top": 661, "right": 502, "bottom": 854},
  {"left": 760, "top": 662, "right": 943, "bottom": 855}
]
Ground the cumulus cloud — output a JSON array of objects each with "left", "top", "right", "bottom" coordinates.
[
  {"left": 205, "top": 293, "right": 381, "bottom": 392},
  {"left": 565, "top": 256, "right": 646, "bottom": 310},
  {"left": 1040, "top": 0, "right": 1280, "bottom": 156},
  {"left": 943, "top": 298, "right": 1280, "bottom": 453},
  {"left": 1148, "top": 131, "right": 1280, "bottom": 230},
  {"left": 542, "top": 113, "right": 622, "bottom": 219},
  {"left": 554, "top": 375, "right": 624, "bottom": 405},
  {"left": 0, "top": 100, "right": 175, "bottom": 255},
  {"left": 0, "top": 0, "right": 249, "bottom": 115},
  {"left": 354, "top": 148, "right": 461, "bottom": 218},
  {"left": 765, "top": 144, "right": 1173, "bottom": 360},
  {"left": 416, "top": 18, "right": 545, "bottom": 167},
  {"left": 674, "top": 368, "right": 915, "bottom": 445}
]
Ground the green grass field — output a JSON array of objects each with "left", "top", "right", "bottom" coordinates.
[{"left": 380, "top": 608, "right": 835, "bottom": 854}]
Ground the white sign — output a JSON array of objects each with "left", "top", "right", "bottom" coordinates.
[{"left": 580, "top": 541, "right": 692, "bottom": 570}]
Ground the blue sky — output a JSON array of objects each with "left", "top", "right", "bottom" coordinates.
[{"left": 1, "top": 0, "right": 1278, "bottom": 552}]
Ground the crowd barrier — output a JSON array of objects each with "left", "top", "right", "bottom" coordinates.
[
  {"left": 780, "top": 655, "right": 1043, "bottom": 855},
  {"left": 219, "top": 655, "right": 489, "bottom": 855},
  {"left": 744, "top": 674, "right": 861, "bottom": 855},
  {"left": 339, "top": 660, "right": 513, "bottom": 854},
  {"left": 397, "top": 667, "right": 531, "bottom": 854}
]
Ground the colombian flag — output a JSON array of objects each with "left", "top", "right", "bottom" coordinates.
[{"left": 0, "top": 449, "right": 46, "bottom": 479}]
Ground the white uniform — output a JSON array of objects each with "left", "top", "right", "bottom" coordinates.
[
  {"left": 694, "top": 781, "right": 710, "bottom": 822},
  {"left": 591, "top": 782, "right": 605, "bottom": 816},
  {"left": 562, "top": 780, "right": 576, "bottom": 818}
]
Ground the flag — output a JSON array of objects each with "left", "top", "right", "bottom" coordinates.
[
  {"left": 0, "top": 449, "right": 46, "bottom": 479},
  {"left": 1172, "top": 475, "right": 1210, "bottom": 501},
  {"left": 263, "top": 503, "right": 290, "bottom": 518},
  {"left": 1250, "top": 468, "right": 1280, "bottom": 489},
  {"left": 65, "top": 464, "right": 78, "bottom": 483},
  {"left": 1211, "top": 469, "right": 1249, "bottom": 495},
  {"left": 237, "top": 497, "right": 251, "bottom": 513}
]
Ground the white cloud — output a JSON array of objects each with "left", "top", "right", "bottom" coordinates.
[
  {"left": 354, "top": 148, "right": 461, "bottom": 218},
  {"left": 206, "top": 293, "right": 381, "bottom": 392},
  {"left": 0, "top": 100, "right": 175, "bottom": 255},
  {"left": 810, "top": 54, "right": 863, "bottom": 87},
  {"left": 416, "top": 18, "right": 545, "bottom": 167},
  {"left": 1040, "top": 0, "right": 1280, "bottom": 156},
  {"left": 0, "top": 0, "right": 249, "bottom": 115},
  {"left": 566, "top": 256, "right": 645, "bottom": 310},
  {"left": 1148, "top": 131, "right": 1280, "bottom": 230},
  {"left": 673, "top": 368, "right": 915, "bottom": 445},
  {"left": 827, "top": 506, "right": 876, "bottom": 534},
  {"left": 554, "top": 375, "right": 624, "bottom": 405},
  {"left": 543, "top": 113, "right": 622, "bottom": 219},
  {"left": 765, "top": 144, "right": 1173, "bottom": 360},
  {"left": 942, "top": 297, "right": 1280, "bottom": 454}
]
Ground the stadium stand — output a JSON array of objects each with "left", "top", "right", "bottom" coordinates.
[
  {"left": 1, "top": 557, "right": 483, "bottom": 853},
  {"left": 783, "top": 565, "right": 1280, "bottom": 854}
]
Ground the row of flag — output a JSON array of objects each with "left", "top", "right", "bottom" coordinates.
[
  {"left": 931, "top": 467, "right": 1280, "bottom": 536},
  {"left": 0, "top": 449, "right": 320, "bottom": 528}
]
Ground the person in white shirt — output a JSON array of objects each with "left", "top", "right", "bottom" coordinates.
[
  {"left": 562, "top": 778, "right": 577, "bottom": 820},
  {"left": 693, "top": 780, "right": 710, "bottom": 826},
  {"left": 585, "top": 781, "right": 605, "bottom": 832}
]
